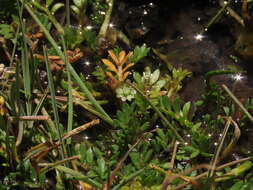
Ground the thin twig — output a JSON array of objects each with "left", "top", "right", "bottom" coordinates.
[
  {"left": 40, "top": 155, "right": 80, "bottom": 174},
  {"left": 103, "top": 128, "right": 157, "bottom": 190},
  {"left": 219, "top": 0, "right": 244, "bottom": 26},
  {"left": 222, "top": 84, "right": 253, "bottom": 123},
  {"left": 172, "top": 157, "right": 250, "bottom": 190},
  {"left": 208, "top": 117, "right": 232, "bottom": 178},
  {"left": 205, "top": 0, "right": 232, "bottom": 32},
  {"left": 98, "top": 0, "right": 114, "bottom": 44},
  {"left": 219, "top": 118, "right": 241, "bottom": 161},
  {"left": 161, "top": 140, "right": 179, "bottom": 190},
  {"left": 8, "top": 115, "right": 50, "bottom": 121},
  {"left": 62, "top": 119, "right": 100, "bottom": 141}
]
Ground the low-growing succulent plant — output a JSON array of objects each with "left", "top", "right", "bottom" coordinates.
[
  {"left": 134, "top": 67, "right": 166, "bottom": 99},
  {"left": 116, "top": 84, "right": 136, "bottom": 101}
]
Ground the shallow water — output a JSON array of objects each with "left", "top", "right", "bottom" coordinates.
[{"left": 108, "top": 0, "right": 253, "bottom": 154}]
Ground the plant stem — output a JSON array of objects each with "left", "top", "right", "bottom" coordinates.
[
  {"left": 208, "top": 117, "right": 232, "bottom": 178},
  {"left": 111, "top": 168, "right": 147, "bottom": 190},
  {"left": 98, "top": 0, "right": 114, "bottom": 44},
  {"left": 41, "top": 155, "right": 80, "bottom": 174},
  {"left": 172, "top": 157, "right": 251, "bottom": 190},
  {"left": 204, "top": 0, "right": 232, "bottom": 32},
  {"left": 222, "top": 84, "right": 253, "bottom": 123},
  {"left": 66, "top": 0, "right": 70, "bottom": 27},
  {"left": 204, "top": 70, "right": 239, "bottom": 87}
]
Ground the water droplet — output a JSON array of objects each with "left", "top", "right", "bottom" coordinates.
[
  {"left": 149, "top": 2, "right": 155, "bottom": 7},
  {"left": 143, "top": 10, "right": 148, "bottom": 15},
  {"left": 99, "top": 11, "right": 106, "bottom": 15},
  {"left": 109, "top": 23, "right": 114, "bottom": 28},
  {"left": 86, "top": 25, "right": 93, "bottom": 30}
]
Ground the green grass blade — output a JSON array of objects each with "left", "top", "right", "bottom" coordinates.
[
  {"left": 18, "top": 1, "right": 31, "bottom": 114},
  {"left": 28, "top": 92, "right": 48, "bottom": 129},
  {"left": 21, "top": 2, "right": 113, "bottom": 126},
  {"left": 55, "top": 165, "right": 102, "bottom": 188},
  {"left": 65, "top": 0, "right": 70, "bottom": 27},
  {"left": 61, "top": 36, "right": 73, "bottom": 145},
  {"left": 43, "top": 46, "right": 65, "bottom": 160}
]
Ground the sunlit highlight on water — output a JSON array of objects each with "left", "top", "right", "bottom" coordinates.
[
  {"left": 194, "top": 33, "right": 205, "bottom": 41},
  {"left": 233, "top": 73, "right": 243, "bottom": 81}
]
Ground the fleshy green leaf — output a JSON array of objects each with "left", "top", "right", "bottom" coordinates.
[
  {"left": 80, "top": 144, "right": 86, "bottom": 163},
  {"left": 182, "top": 102, "right": 191, "bottom": 118},
  {"left": 97, "top": 158, "right": 106, "bottom": 178},
  {"left": 86, "top": 147, "right": 94, "bottom": 164},
  {"left": 51, "top": 3, "right": 64, "bottom": 15},
  {"left": 71, "top": 5, "right": 80, "bottom": 15},
  {"left": 150, "top": 69, "right": 160, "bottom": 85},
  {"left": 130, "top": 152, "right": 141, "bottom": 169},
  {"left": 0, "top": 24, "right": 14, "bottom": 39},
  {"left": 46, "top": 0, "right": 54, "bottom": 7},
  {"left": 129, "top": 45, "right": 150, "bottom": 63}
]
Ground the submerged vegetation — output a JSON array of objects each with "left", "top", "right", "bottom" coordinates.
[{"left": 1, "top": 0, "right": 253, "bottom": 189}]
